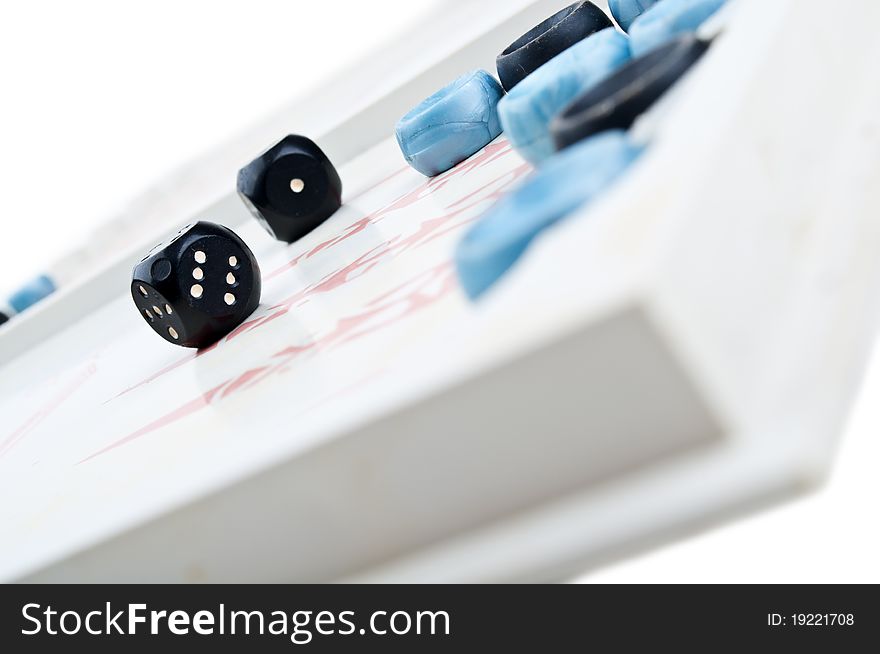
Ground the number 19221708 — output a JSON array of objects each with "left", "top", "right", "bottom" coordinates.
[{"left": 768, "top": 613, "right": 854, "bottom": 627}]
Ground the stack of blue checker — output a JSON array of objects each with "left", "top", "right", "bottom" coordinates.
[{"left": 392, "top": 0, "right": 727, "bottom": 300}]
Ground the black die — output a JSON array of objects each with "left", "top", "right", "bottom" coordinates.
[
  {"left": 131, "top": 221, "right": 261, "bottom": 348},
  {"left": 237, "top": 135, "right": 343, "bottom": 243}
]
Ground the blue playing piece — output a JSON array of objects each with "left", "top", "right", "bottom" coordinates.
[
  {"left": 629, "top": 0, "right": 727, "bottom": 57},
  {"left": 497, "top": 28, "right": 631, "bottom": 165},
  {"left": 8, "top": 275, "right": 56, "bottom": 314},
  {"left": 395, "top": 70, "right": 505, "bottom": 177},
  {"left": 608, "top": 0, "right": 661, "bottom": 32},
  {"left": 455, "top": 130, "right": 642, "bottom": 300}
]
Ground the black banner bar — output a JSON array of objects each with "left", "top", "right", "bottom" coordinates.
[{"left": 1, "top": 584, "right": 876, "bottom": 651}]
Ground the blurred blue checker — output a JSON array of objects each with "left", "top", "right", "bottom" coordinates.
[
  {"left": 608, "top": 0, "right": 661, "bottom": 31},
  {"left": 8, "top": 274, "right": 56, "bottom": 314},
  {"left": 629, "top": 0, "right": 727, "bottom": 57},
  {"left": 395, "top": 69, "right": 505, "bottom": 177},
  {"left": 497, "top": 28, "right": 631, "bottom": 165},
  {"left": 455, "top": 130, "right": 642, "bottom": 300}
]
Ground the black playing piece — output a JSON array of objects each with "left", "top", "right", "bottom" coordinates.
[
  {"left": 496, "top": 1, "right": 613, "bottom": 92},
  {"left": 237, "top": 135, "right": 343, "bottom": 244},
  {"left": 0, "top": 311, "right": 8, "bottom": 327},
  {"left": 131, "top": 221, "right": 261, "bottom": 348},
  {"left": 551, "top": 34, "right": 710, "bottom": 151}
]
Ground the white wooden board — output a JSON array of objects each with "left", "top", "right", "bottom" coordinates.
[{"left": 2, "top": 0, "right": 880, "bottom": 582}]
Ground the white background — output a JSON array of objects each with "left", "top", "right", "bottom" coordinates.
[
  {"left": 0, "top": 0, "right": 441, "bottom": 295},
  {"left": 580, "top": 350, "right": 880, "bottom": 583},
  {"left": 1, "top": 0, "right": 877, "bottom": 583}
]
